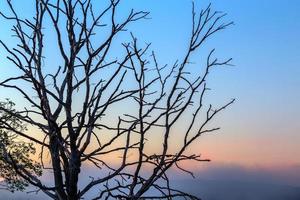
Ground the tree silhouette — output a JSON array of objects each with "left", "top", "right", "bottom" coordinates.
[{"left": 0, "top": 0, "right": 234, "bottom": 199}]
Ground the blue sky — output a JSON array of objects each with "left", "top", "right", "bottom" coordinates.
[
  {"left": 101, "top": 0, "right": 300, "bottom": 167},
  {"left": 0, "top": 0, "right": 300, "bottom": 186}
]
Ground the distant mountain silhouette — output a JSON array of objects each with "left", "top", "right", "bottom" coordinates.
[
  {"left": 174, "top": 179, "right": 300, "bottom": 200},
  {"left": 1, "top": 179, "right": 300, "bottom": 200}
]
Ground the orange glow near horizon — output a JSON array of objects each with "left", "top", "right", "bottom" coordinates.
[{"left": 1, "top": 0, "right": 300, "bottom": 192}]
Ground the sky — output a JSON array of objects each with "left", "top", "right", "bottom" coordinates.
[
  {"left": 0, "top": 0, "right": 300, "bottom": 196},
  {"left": 123, "top": 0, "right": 300, "bottom": 169}
]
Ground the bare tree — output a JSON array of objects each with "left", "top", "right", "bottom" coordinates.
[{"left": 0, "top": 0, "right": 234, "bottom": 199}]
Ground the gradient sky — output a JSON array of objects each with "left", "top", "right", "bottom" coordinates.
[{"left": 1, "top": 0, "right": 300, "bottom": 187}]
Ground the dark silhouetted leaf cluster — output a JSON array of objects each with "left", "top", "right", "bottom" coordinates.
[{"left": 0, "top": 100, "right": 42, "bottom": 192}]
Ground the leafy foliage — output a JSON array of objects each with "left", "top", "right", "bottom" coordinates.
[{"left": 0, "top": 100, "right": 42, "bottom": 192}]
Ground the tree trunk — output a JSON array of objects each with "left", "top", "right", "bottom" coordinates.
[
  {"left": 67, "top": 149, "right": 81, "bottom": 200},
  {"left": 50, "top": 136, "right": 68, "bottom": 200}
]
